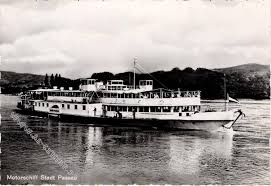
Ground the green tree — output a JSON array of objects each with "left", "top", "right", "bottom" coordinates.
[
  {"left": 58, "top": 74, "right": 62, "bottom": 87},
  {"left": 50, "top": 74, "right": 55, "bottom": 87},
  {"left": 54, "top": 74, "right": 59, "bottom": 87},
  {"left": 44, "top": 73, "right": 49, "bottom": 87}
]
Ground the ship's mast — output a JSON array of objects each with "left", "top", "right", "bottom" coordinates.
[
  {"left": 224, "top": 73, "right": 228, "bottom": 111},
  {"left": 133, "top": 58, "right": 136, "bottom": 89}
]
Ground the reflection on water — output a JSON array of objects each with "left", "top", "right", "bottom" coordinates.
[
  {"left": 1, "top": 95, "right": 270, "bottom": 185},
  {"left": 76, "top": 127, "right": 235, "bottom": 184}
]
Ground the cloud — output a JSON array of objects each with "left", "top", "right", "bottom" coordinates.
[{"left": 0, "top": 0, "right": 270, "bottom": 78}]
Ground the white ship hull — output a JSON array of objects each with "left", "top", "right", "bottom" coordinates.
[
  {"left": 16, "top": 108, "right": 240, "bottom": 131},
  {"left": 165, "top": 120, "right": 233, "bottom": 131}
]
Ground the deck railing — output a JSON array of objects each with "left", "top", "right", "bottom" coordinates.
[
  {"left": 21, "top": 90, "right": 201, "bottom": 101},
  {"left": 98, "top": 90, "right": 201, "bottom": 99}
]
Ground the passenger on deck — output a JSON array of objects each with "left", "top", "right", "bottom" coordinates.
[
  {"left": 116, "top": 110, "right": 122, "bottom": 119},
  {"left": 132, "top": 108, "right": 136, "bottom": 119},
  {"left": 93, "top": 107, "right": 97, "bottom": 116},
  {"left": 102, "top": 107, "right": 107, "bottom": 117}
]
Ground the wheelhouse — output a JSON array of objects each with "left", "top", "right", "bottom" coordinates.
[
  {"left": 106, "top": 80, "right": 127, "bottom": 91},
  {"left": 79, "top": 78, "right": 98, "bottom": 91}
]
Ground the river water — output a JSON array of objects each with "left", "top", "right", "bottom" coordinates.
[{"left": 1, "top": 95, "right": 270, "bottom": 185}]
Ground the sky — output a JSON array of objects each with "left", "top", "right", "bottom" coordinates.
[{"left": 0, "top": 0, "right": 270, "bottom": 78}]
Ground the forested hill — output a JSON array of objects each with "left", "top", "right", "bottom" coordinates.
[
  {"left": 0, "top": 63, "right": 270, "bottom": 99},
  {"left": 91, "top": 67, "right": 225, "bottom": 99},
  {"left": 91, "top": 63, "right": 270, "bottom": 99},
  {"left": 214, "top": 63, "right": 270, "bottom": 99},
  {"left": 0, "top": 71, "right": 45, "bottom": 93},
  {"left": 0, "top": 71, "right": 79, "bottom": 94},
  {"left": 214, "top": 63, "right": 269, "bottom": 76}
]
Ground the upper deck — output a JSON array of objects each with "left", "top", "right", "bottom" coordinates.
[
  {"left": 22, "top": 79, "right": 201, "bottom": 106},
  {"left": 23, "top": 88, "right": 200, "bottom": 106},
  {"left": 79, "top": 79, "right": 154, "bottom": 93}
]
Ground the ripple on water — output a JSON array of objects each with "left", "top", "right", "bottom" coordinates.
[{"left": 0, "top": 95, "right": 270, "bottom": 185}]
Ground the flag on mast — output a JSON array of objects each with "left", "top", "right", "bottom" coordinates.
[{"left": 227, "top": 94, "right": 240, "bottom": 104}]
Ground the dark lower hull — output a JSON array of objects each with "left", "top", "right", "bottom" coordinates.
[
  {"left": 14, "top": 109, "right": 232, "bottom": 131},
  {"left": 14, "top": 109, "right": 167, "bottom": 128}
]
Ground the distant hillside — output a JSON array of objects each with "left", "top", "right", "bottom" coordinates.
[
  {"left": 214, "top": 63, "right": 269, "bottom": 76},
  {"left": 0, "top": 71, "right": 79, "bottom": 94},
  {"left": 92, "top": 63, "right": 270, "bottom": 99},
  {"left": 1, "top": 63, "right": 270, "bottom": 99},
  {"left": 1, "top": 71, "right": 45, "bottom": 85},
  {"left": 91, "top": 67, "right": 225, "bottom": 99},
  {"left": 214, "top": 63, "right": 270, "bottom": 99},
  {"left": 0, "top": 71, "right": 45, "bottom": 93}
]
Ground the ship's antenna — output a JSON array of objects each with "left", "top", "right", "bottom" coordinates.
[{"left": 133, "top": 58, "right": 136, "bottom": 89}]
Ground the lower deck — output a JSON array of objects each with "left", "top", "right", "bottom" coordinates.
[
  {"left": 15, "top": 108, "right": 234, "bottom": 131},
  {"left": 19, "top": 100, "right": 234, "bottom": 122}
]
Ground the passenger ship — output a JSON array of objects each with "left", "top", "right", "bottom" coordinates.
[{"left": 17, "top": 76, "right": 244, "bottom": 131}]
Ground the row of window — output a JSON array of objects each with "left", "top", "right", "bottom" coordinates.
[
  {"left": 61, "top": 104, "right": 86, "bottom": 110},
  {"left": 35, "top": 102, "right": 86, "bottom": 111},
  {"left": 99, "top": 91, "right": 200, "bottom": 99},
  {"left": 30, "top": 90, "right": 200, "bottom": 99},
  {"left": 107, "top": 86, "right": 126, "bottom": 91},
  {"left": 139, "top": 81, "right": 153, "bottom": 85},
  {"left": 80, "top": 79, "right": 96, "bottom": 85},
  {"left": 47, "top": 91, "right": 87, "bottom": 97},
  {"left": 106, "top": 105, "right": 200, "bottom": 113},
  {"left": 108, "top": 81, "right": 123, "bottom": 85},
  {"left": 35, "top": 102, "right": 200, "bottom": 113},
  {"left": 36, "top": 102, "right": 49, "bottom": 107}
]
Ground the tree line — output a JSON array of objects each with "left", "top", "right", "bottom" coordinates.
[
  {"left": 44, "top": 73, "right": 80, "bottom": 89},
  {"left": 91, "top": 67, "right": 270, "bottom": 99},
  {"left": 3, "top": 65, "right": 267, "bottom": 99}
]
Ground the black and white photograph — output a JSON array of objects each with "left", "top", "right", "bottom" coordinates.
[{"left": 0, "top": 0, "right": 270, "bottom": 185}]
